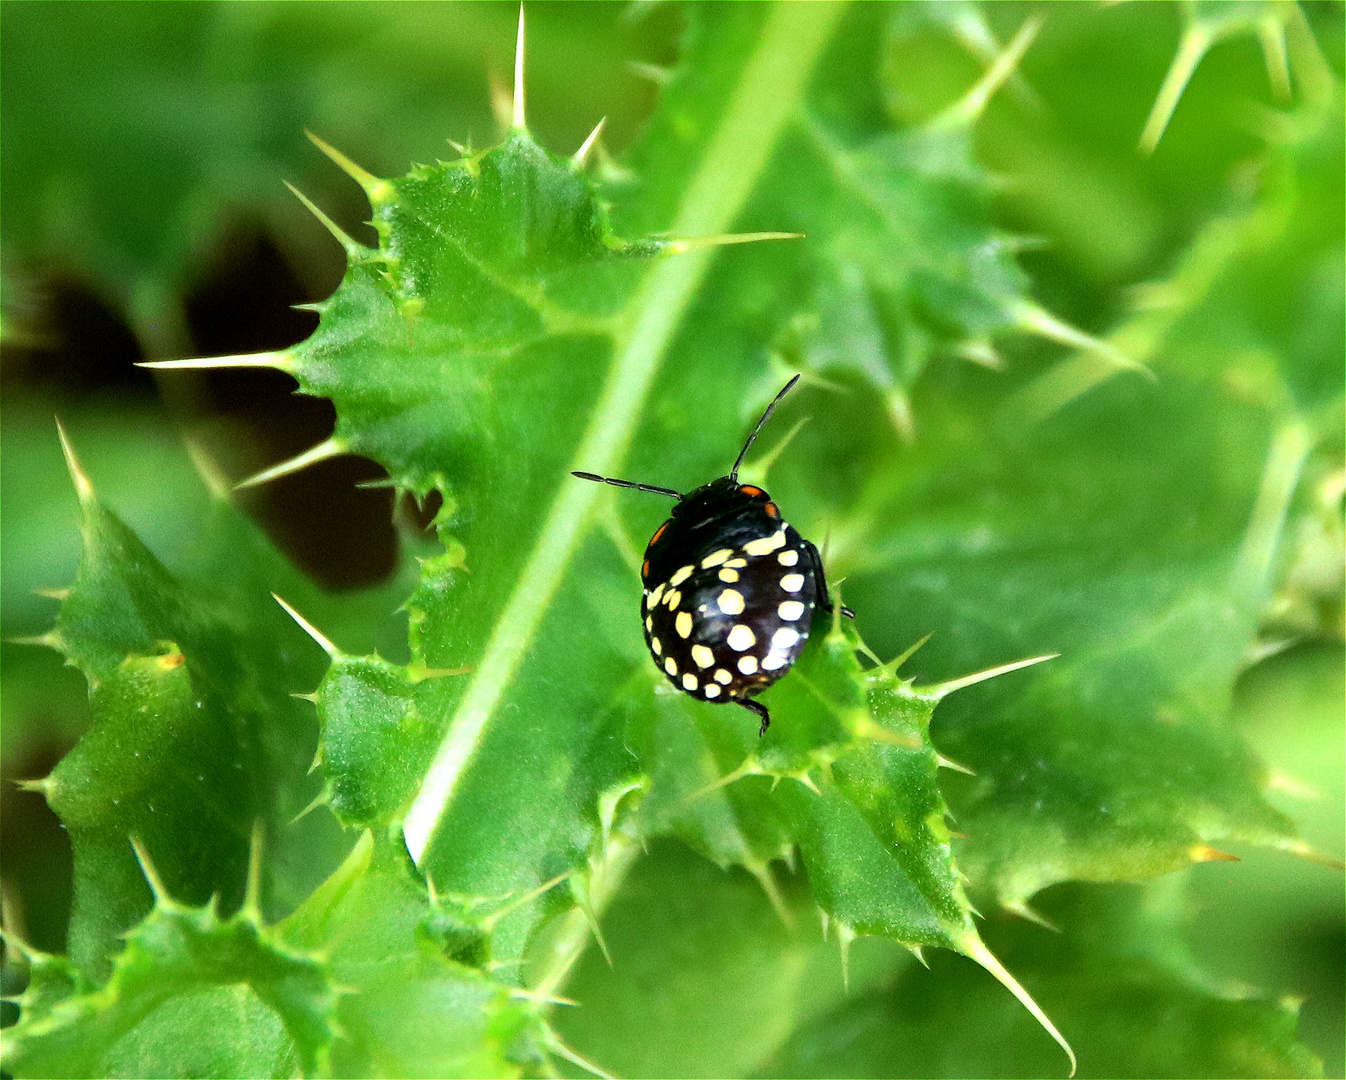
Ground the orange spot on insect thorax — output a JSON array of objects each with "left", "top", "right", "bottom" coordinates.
[
  {"left": 649, "top": 521, "right": 669, "bottom": 547},
  {"left": 739, "top": 485, "right": 763, "bottom": 497},
  {"left": 764, "top": 502, "right": 779, "bottom": 518},
  {"left": 641, "top": 559, "right": 651, "bottom": 581}
]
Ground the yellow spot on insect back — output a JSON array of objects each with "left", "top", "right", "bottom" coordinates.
[
  {"left": 717, "top": 589, "right": 745, "bottom": 615},
  {"left": 727, "top": 624, "right": 756, "bottom": 651}
]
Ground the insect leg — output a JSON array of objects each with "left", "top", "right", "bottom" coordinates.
[
  {"left": 736, "top": 697, "right": 772, "bottom": 737},
  {"left": 802, "top": 539, "right": 855, "bottom": 619}
]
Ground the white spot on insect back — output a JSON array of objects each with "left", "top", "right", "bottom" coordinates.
[
  {"left": 743, "top": 530, "right": 786, "bottom": 556},
  {"left": 777, "top": 549, "right": 799, "bottom": 567},
  {"left": 727, "top": 624, "right": 756, "bottom": 651},
  {"left": 761, "top": 653, "right": 787, "bottom": 671},
  {"left": 714, "top": 668, "right": 733, "bottom": 685},
  {"left": 780, "top": 573, "right": 804, "bottom": 593},
  {"left": 682, "top": 672, "right": 698, "bottom": 692},
  {"left": 771, "top": 627, "right": 800, "bottom": 651},
  {"left": 737, "top": 655, "right": 759, "bottom": 675},
  {"left": 701, "top": 548, "right": 734, "bottom": 569},
  {"left": 718, "top": 567, "right": 739, "bottom": 583},
  {"left": 703, "top": 684, "right": 721, "bottom": 698},
  {"left": 691, "top": 644, "right": 714, "bottom": 669},
  {"left": 778, "top": 600, "right": 805, "bottom": 621},
  {"left": 664, "top": 656, "right": 677, "bottom": 676},
  {"left": 717, "top": 589, "right": 745, "bottom": 616},
  {"left": 675, "top": 611, "right": 693, "bottom": 638},
  {"left": 669, "top": 564, "right": 693, "bottom": 587}
]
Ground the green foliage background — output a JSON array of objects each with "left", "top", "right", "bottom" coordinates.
[{"left": 2, "top": 2, "right": 1342, "bottom": 1077}]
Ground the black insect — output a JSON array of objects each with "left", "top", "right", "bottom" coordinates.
[{"left": 574, "top": 375, "right": 853, "bottom": 735}]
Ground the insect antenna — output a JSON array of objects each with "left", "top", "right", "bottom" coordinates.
[
  {"left": 730, "top": 374, "right": 801, "bottom": 481},
  {"left": 572, "top": 471, "right": 682, "bottom": 499}
]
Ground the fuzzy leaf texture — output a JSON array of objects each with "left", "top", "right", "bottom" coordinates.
[{"left": 5, "top": 3, "right": 1341, "bottom": 1078}]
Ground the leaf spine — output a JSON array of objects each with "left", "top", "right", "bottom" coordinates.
[
  {"left": 305, "top": 129, "right": 392, "bottom": 204},
  {"left": 272, "top": 593, "right": 343, "bottom": 658},
  {"left": 235, "top": 437, "right": 347, "bottom": 490},
  {"left": 1140, "top": 22, "right": 1212, "bottom": 154},
  {"left": 662, "top": 231, "right": 804, "bottom": 256},
  {"left": 931, "top": 14, "right": 1041, "bottom": 130},
  {"left": 512, "top": 3, "right": 528, "bottom": 131},
  {"left": 571, "top": 116, "right": 607, "bottom": 168},
  {"left": 54, "top": 418, "right": 95, "bottom": 505},
  {"left": 921, "top": 653, "right": 1058, "bottom": 700},
  {"left": 283, "top": 181, "right": 372, "bottom": 261},
  {"left": 137, "top": 351, "right": 295, "bottom": 373}
]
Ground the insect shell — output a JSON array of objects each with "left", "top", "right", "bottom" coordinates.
[{"left": 574, "top": 375, "right": 853, "bottom": 736}]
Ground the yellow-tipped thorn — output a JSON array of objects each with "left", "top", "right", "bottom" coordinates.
[
  {"left": 794, "top": 770, "right": 822, "bottom": 797},
  {"left": 1010, "top": 301, "right": 1148, "bottom": 376},
  {"left": 272, "top": 593, "right": 342, "bottom": 658},
  {"left": 244, "top": 819, "right": 265, "bottom": 916},
  {"left": 182, "top": 437, "right": 233, "bottom": 502},
  {"left": 957, "top": 339, "right": 1004, "bottom": 370},
  {"left": 33, "top": 587, "right": 71, "bottom": 601},
  {"left": 510, "top": 987, "right": 579, "bottom": 1007},
  {"left": 283, "top": 181, "right": 369, "bottom": 259},
  {"left": 933, "top": 14, "right": 1042, "bottom": 129},
  {"left": 663, "top": 231, "right": 804, "bottom": 255},
  {"left": 235, "top": 436, "right": 346, "bottom": 490},
  {"left": 547, "top": 1036, "right": 616, "bottom": 1080},
  {"left": 885, "top": 632, "right": 933, "bottom": 676},
  {"left": 305, "top": 129, "right": 391, "bottom": 203},
  {"left": 481, "top": 869, "right": 572, "bottom": 933},
  {"left": 836, "top": 921, "right": 856, "bottom": 990},
  {"left": 1190, "top": 844, "right": 1240, "bottom": 864},
  {"left": 684, "top": 757, "right": 760, "bottom": 804},
  {"left": 54, "top": 419, "right": 95, "bottom": 504},
  {"left": 5, "top": 632, "right": 62, "bottom": 649},
  {"left": 512, "top": 3, "right": 527, "bottom": 132},
  {"left": 138, "top": 351, "right": 294, "bottom": 372},
  {"left": 936, "top": 753, "right": 976, "bottom": 776},
  {"left": 129, "top": 835, "right": 170, "bottom": 904},
  {"left": 1006, "top": 900, "right": 1060, "bottom": 932},
  {"left": 1139, "top": 23, "right": 1212, "bottom": 154},
  {"left": 1258, "top": 16, "right": 1292, "bottom": 102},
  {"left": 962, "top": 933, "right": 1076, "bottom": 1077},
  {"left": 582, "top": 900, "right": 613, "bottom": 967},
  {"left": 922, "top": 653, "right": 1058, "bottom": 699},
  {"left": 746, "top": 858, "right": 795, "bottom": 930},
  {"left": 1284, "top": 839, "right": 1345, "bottom": 870},
  {"left": 908, "top": 943, "right": 929, "bottom": 968},
  {"left": 627, "top": 60, "right": 671, "bottom": 87},
  {"left": 291, "top": 691, "right": 320, "bottom": 705},
  {"left": 1265, "top": 770, "right": 1320, "bottom": 800},
  {"left": 290, "top": 789, "right": 329, "bottom": 826},
  {"left": 571, "top": 116, "right": 607, "bottom": 168},
  {"left": 16, "top": 777, "right": 50, "bottom": 795}
]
